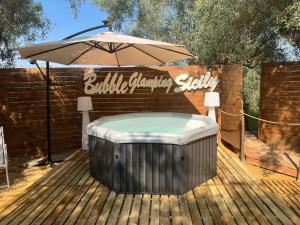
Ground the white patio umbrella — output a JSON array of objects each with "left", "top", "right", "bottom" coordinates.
[
  {"left": 17, "top": 24, "right": 194, "bottom": 164},
  {"left": 18, "top": 31, "right": 194, "bottom": 66}
]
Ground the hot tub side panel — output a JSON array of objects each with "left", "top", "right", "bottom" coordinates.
[
  {"left": 183, "top": 135, "right": 217, "bottom": 191},
  {"left": 89, "top": 134, "right": 217, "bottom": 194},
  {"left": 89, "top": 135, "right": 114, "bottom": 188},
  {"left": 113, "top": 143, "right": 186, "bottom": 194}
]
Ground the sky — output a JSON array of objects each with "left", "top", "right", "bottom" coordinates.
[{"left": 17, "top": 0, "right": 107, "bottom": 68}]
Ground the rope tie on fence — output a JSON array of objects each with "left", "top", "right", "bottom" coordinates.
[{"left": 218, "top": 109, "right": 300, "bottom": 126}]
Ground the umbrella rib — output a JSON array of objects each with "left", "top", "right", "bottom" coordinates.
[
  {"left": 114, "top": 43, "right": 123, "bottom": 51},
  {"left": 132, "top": 45, "right": 165, "bottom": 64},
  {"left": 84, "top": 42, "right": 111, "bottom": 53},
  {"left": 148, "top": 44, "right": 194, "bottom": 57},
  {"left": 112, "top": 43, "right": 120, "bottom": 67},
  {"left": 24, "top": 42, "right": 81, "bottom": 58},
  {"left": 115, "top": 44, "right": 134, "bottom": 52},
  {"left": 67, "top": 45, "right": 94, "bottom": 65}
]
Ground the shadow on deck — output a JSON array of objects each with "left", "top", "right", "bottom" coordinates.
[
  {"left": 245, "top": 132, "right": 300, "bottom": 177},
  {"left": 0, "top": 147, "right": 300, "bottom": 225}
]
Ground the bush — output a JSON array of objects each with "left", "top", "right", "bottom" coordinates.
[{"left": 243, "top": 67, "right": 260, "bottom": 134}]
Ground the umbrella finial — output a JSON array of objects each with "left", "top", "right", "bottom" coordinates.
[
  {"left": 29, "top": 59, "right": 37, "bottom": 65},
  {"left": 103, "top": 19, "right": 112, "bottom": 32},
  {"left": 102, "top": 20, "right": 109, "bottom": 26}
]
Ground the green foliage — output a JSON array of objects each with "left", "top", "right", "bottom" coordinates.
[
  {"left": 68, "top": 0, "right": 300, "bottom": 134},
  {"left": 278, "top": 1, "right": 300, "bottom": 33},
  {"left": 0, "top": 0, "right": 50, "bottom": 67},
  {"left": 68, "top": 0, "right": 300, "bottom": 67},
  {"left": 243, "top": 67, "right": 260, "bottom": 132}
]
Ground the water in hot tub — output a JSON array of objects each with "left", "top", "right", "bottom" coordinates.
[{"left": 99, "top": 114, "right": 208, "bottom": 134}]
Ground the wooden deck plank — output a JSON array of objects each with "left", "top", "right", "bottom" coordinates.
[
  {"left": 244, "top": 132, "right": 300, "bottom": 177},
  {"left": 42, "top": 186, "right": 83, "bottom": 225},
  {"left": 106, "top": 194, "right": 125, "bottom": 225},
  {"left": 160, "top": 195, "right": 171, "bottom": 225},
  {"left": 52, "top": 187, "right": 91, "bottom": 225},
  {"left": 0, "top": 161, "right": 77, "bottom": 218},
  {"left": 218, "top": 163, "right": 269, "bottom": 225},
  {"left": 213, "top": 175, "right": 254, "bottom": 225},
  {"left": 216, "top": 167, "right": 259, "bottom": 225},
  {"left": 28, "top": 186, "right": 74, "bottom": 225},
  {"left": 84, "top": 186, "right": 110, "bottom": 225},
  {"left": 207, "top": 179, "right": 237, "bottom": 225},
  {"left": 69, "top": 163, "right": 90, "bottom": 186},
  {"left": 262, "top": 180, "right": 300, "bottom": 217},
  {"left": 265, "top": 179, "right": 300, "bottom": 213},
  {"left": 51, "top": 159, "right": 89, "bottom": 186},
  {"left": 139, "top": 194, "right": 151, "bottom": 225},
  {"left": 169, "top": 195, "right": 182, "bottom": 225},
  {"left": 16, "top": 185, "right": 70, "bottom": 225},
  {"left": 285, "top": 180, "right": 300, "bottom": 193},
  {"left": 178, "top": 194, "right": 193, "bottom": 225},
  {"left": 96, "top": 191, "right": 117, "bottom": 225},
  {"left": 193, "top": 186, "right": 214, "bottom": 225},
  {"left": 198, "top": 184, "right": 225, "bottom": 225},
  {"left": 186, "top": 191, "right": 203, "bottom": 225},
  {"left": 0, "top": 186, "right": 54, "bottom": 225},
  {"left": 74, "top": 184, "right": 104, "bottom": 224},
  {"left": 64, "top": 149, "right": 84, "bottom": 161},
  {"left": 279, "top": 195, "right": 300, "bottom": 217},
  {"left": 117, "top": 194, "right": 133, "bottom": 225},
  {"left": 219, "top": 148, "right": 298, "bottom": 225},
  {"left": 218, "top": 150, "right": 282, "bottom": 225},
  {"left": 1, "top": 149, "right": 300, "bottom": 225},
  {"left": 128, "top": 194, "right": 142, "bottom": 225},
  {"left": 76, "top": 169, "right": 92, "bottom": 186},
  {"left": 227, "top": 152, "right": 300, "bottom": 225},
  {"left": 150, "top": 195, "right": 160, "bottom": 225},
  {"left": 262, "top": 179, "right": 285, "bottom": 194},
  {"left": 3, "top": 154, "right": 90, "bottom": 223},
  {"left": 277, "top": 180, "right": 298, "bottom": 195}
]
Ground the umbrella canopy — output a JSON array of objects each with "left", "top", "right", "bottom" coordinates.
[{"left": 18, "top": 31, "right": 194, "bottom": 66}]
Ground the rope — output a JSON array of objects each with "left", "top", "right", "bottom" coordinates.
[
  {"left": 218, "top": 109, "right": 300, "bottom": 126},
  {"left": 218, "top": 109, "right": 241, "bottom": 117},
  {"left": 242, "top": 112, "right": 300, "bottom": 126}
]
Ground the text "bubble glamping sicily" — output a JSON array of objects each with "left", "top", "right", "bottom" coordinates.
[{"left": 83, "top": 72, "right": 218, "bottom": 94}]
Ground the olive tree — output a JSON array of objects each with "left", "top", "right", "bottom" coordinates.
[
  {"left": 68, "top": 0, "right": 300, "bottom": 131},
  {"left": 68, "top": 0, "right": 300, "bottom": 67},
  {"left": 0, "top": 0, "right": 50, "bottom": 67}
]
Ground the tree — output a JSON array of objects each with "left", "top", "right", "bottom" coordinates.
[
  {"left": 0, "top": 0, "right": 50, "bottom": 67},
  {"left": 68, "top": 0, "right": 300, "bottom": 67}
]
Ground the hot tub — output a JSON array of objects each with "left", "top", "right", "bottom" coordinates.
[{"left": 87, "top": 112, "right": 218, "bottom": 194}]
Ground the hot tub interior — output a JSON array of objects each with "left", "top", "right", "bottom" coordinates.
[{"left": 96, "top": 114, "right": 207, "bottom": 133}]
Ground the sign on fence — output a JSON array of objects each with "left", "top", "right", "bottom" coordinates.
[{"left": 83, "top": 71, "right": 219, "bottom": 95}]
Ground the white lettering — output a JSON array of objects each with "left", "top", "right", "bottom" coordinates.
[
  {"left": 174, "top": 72, "right": 218, "bottom": 93},
  {"left": 83, "top": 71, "right": 219, "bottom": 94},
  {"left": 174, "top": 74, "right": 189, "bottom": 93}
]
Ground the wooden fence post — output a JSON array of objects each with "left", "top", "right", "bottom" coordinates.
[
  {"left": 297, "top": 160, "right": 300, "bottom": 181},
  {"left": 240, "top": 110, "right": 245, "bottom": 162},
  {"left": 217, "top": 110, "right": 222, "bottom": 144}
]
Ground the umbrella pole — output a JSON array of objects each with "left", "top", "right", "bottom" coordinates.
[
  {"left": 46, "top": 61, "right": 52, "bottom": 164},
  {"left": 44, "top": 21, "right": 111, "bottom": 163},
  {"left": 29, "top": 21, "right": 113, "bottom": 165}
]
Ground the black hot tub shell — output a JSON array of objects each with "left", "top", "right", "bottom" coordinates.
[{"left": 88, "top": 112, "right": 218, "bottom": 194}]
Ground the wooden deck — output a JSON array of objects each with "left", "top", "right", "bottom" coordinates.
[
  {"left": 0, "top": 147, "right": 300, "bottom": 225},
  {"left": 245, "top": 132, "right": 300, "bottom": 177}
]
